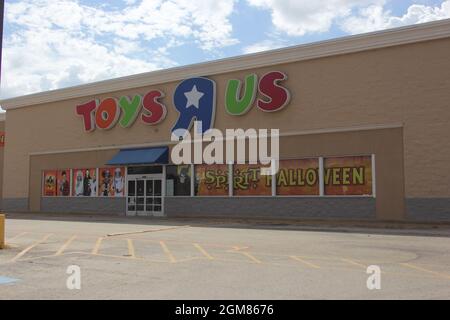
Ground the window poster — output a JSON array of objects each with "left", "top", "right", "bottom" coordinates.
[
  {"left": 324, "top": 156, "right": 373, "bottom": 196},
  {"left": 275, "top": 159, "right": 320, "bottom": 195},
  {"left": 43, "top": 170, "right": 57, "bottom": 196},
  {"left": 99, "top": 167, "right": 125, "bottom": 197},
  {"left": 72, "top": 168, "right": 98, "bottom": 197},
  {"left": 0, "top": 131, "right": 5, "bottom": 147},
  {"left": 233, "top": 164, "right": 271, "bottom": 196},
  {"left": 56, "top": 169, "right": 71, "bottom": 196},
  {"left": 195, "top": 164, "right": 229, "bottom": 196}
]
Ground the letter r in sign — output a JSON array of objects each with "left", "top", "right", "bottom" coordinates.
[{"left": 172, "top": 77, "right": 216, "bottom": 138}]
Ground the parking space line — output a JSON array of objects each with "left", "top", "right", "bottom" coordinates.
[
  {"left": 160, "top": 241, "right": 177, "bottom": 263},
  {"left": 226, "top": 247, "right": 262, "bottom": 264},
  {"left": 400, "top": 263, "right": 450, "bottom": 280},
  {"left": 239, "top": 251, "right": 262, "bottom": 264},
  {"left": 9, "top": 234, "right": 53, "bottom": 262},
  {"left": 122, "top": 236, "right": 244, "bottom": 250},
  {"left": 193, "top": 243, "right": 214, "bottom": 260},
  {"left": 341, "top": 258, "right": 366, "bottom": 269},
  {"left": 127, "top": 239, "right": 136, "bottom": 258},
  {"left": 55, "top": 235, "right": 77, "bottom": 256},
  {"left": 7, "top": 232, "right": 28, "bottom": 242},
  {"left": 92, "top": 237, "right": 103, "bottom": 255},
  {"left": 290, "top": 256, "right": 321, "bottom": 269}
]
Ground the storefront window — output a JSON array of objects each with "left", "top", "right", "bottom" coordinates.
[
  {"left": 72, "top": 168, "right": 98, "bottom": 197},
  {"left": 43, "top": 169, "right": 73, "bottom": 197},
  {"left": 99, "top": 167, "right": 125, "bottom": 197},
  {"left": 40, "top": 156, "right": 374, "bottom": 199},
  {"left": 166, "top": 165, "right": 191, "bottom": 196},
  {"left": 0, "top": 131, "right": 5, "bottom": 147},
  {"left": 233, "top": 164, "right": 271, "bottom": 196},
  {"left": 43, "top": 170, "right": 57, "bottom": 196},
  {"left": 195, "top": 164, "right": 229, "bottom": 196},
  {"left": 56, "top": 169, "right": 71, "bottom": 196},
  {"left": 324, "top": 156, "right": 373, "bottom": 196},
  {"left": 275, "top": 159, "right": 320, "bottom": 196}
]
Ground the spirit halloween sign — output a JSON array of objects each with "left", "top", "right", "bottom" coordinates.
[
  {"left": 76, "top": 71, "right": 290, "bottom": 134},
  {"left": 324, "top": 156, "right": 372, "bottom": 195},
  {"left": 273, "top": 159, "right": 320, "bottom": 195},
  {"left": 195, "top": 156, "right": 372, "bottom": 196}
]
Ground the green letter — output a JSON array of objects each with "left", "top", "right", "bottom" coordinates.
[
  {"left": 225, "top": 74, "right": 257, "bottom": 115},
  {"left": 119, "top": 95, "right": 142, "bottom": 128}
]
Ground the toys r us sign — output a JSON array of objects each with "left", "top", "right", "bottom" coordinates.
[{"left": 76, "top": 71, "right": 290, "bottom": 135}]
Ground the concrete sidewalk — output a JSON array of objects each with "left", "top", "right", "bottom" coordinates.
[{"left": 4, "top": 211, "right": 450, "bottom": 237}]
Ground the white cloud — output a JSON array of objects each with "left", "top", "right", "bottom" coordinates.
[
  {"left": 247, "top": 0, "right": 450, "bottom": 37},
  {"left": 4, "top": 0, "right": 449, "bottom": 100},
  {"left": 1, "top": 0, "right": 238, "bottom": 99},
  {"left": 242, "top": 39, "right": 286, "bottom": 54},
  {"left": 1, "top": 27, "right": 163, "bottom": 98},
  {"left": 246, "top": 0, "right": 384, "bottom": 36},
  {"left": 340, "top": 1, "right": 450, "bottom": 34}
]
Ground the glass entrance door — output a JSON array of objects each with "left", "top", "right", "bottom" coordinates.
[
  {"left": 127, "top": 177, "right": 163, "bottom": 216},
  {"left": 127, "top": 179, "right": 137, "bottom": 216},
  {"left": 145, "top": 179, "right": 162, "bottom": 214}
]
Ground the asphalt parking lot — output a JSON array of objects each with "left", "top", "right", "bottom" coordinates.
[{"left": 1, "top": 215, "right": 450, "bottom": 299}]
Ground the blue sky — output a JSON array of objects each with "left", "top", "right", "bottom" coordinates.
[{"left": 1, "top": 0, "right": 449, "bottom": 99}]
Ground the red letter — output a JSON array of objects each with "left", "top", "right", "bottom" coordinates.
[
  {"left": 76, "top": 100, "right": 97, "bottom": 132},
  {"left": 95, "top": 98, "right": 120, "bottom": 130},
  {"left": 257, "top": 71, "right": 290, "bottom": 112},
  {"left": 141, "top": 90, "right": 167, "bottom": 125}
]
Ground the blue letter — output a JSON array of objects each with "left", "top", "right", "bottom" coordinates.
[{"left": 172, "top": 77, "right": 216, "bottom": 138}]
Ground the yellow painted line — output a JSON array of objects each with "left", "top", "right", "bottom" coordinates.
[
  {"left": 116, "top": 236, "right": 241, "bottom": 249},
  {"left": 92, "top": 237, "right": 103, "bottom": 255},
  {"left": 193, "top": 243, "right": 214, "bottom": 260},
  {"left": 95, "top": 253, "right": 149, "bottom": 262},
  {"left": 54, "top": 235, "right": 77, "bottom": 256},
  {"left": 400, "top": 263, "right": 450, "bottom": 280},
  {"left": 160, "top": 241, "right": 177, "bottom": 263},
  {"left": 290, "top": 256, "right": 321, "bottom": 269},
  {"left": 9, "top": 234, "right": 53, "bottom": 262},
  {"left": 93, "top": 252, "right": 200, "bottom": 264},
  {"left": 341, "top": 258, "right": 366, "bottom": 269},
  {"left": 127, "top": 239, "right": 136, "bottom": 258},
  {"left": 227, "top": 246, "right": 262, "bottom": 264},
  {"left": 240, "top": 251, "right": 262, "bottom": 264},
  {"left": 7, "top": 232, "right": 28, "bottom": 242},
  {"left": 232, "top": 246, "right": 250, "bottom": 251}
]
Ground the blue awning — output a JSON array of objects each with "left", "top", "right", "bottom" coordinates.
[{"left": 106, "top": 146, "right": 169, "bottom": 165}]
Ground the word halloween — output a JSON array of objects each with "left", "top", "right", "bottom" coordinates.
[{"left": 76, "top": 71, "right": 290, "bottom": 135}]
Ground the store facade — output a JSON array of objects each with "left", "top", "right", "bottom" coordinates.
[{"left": 1, "top": 20, "right": 450, "bottom": 221}]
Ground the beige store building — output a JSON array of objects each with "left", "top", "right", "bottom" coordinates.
[{"left": 0, "top": 20, "right": 449, "bottom": 222}]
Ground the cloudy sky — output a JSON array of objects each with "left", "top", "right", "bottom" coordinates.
[{"left": 1, "top": 0, "right": 449, "bottom": 99}]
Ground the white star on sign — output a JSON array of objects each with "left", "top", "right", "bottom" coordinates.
[{"left": 184, "top": 85, "right": 204, "bottom": 109}]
